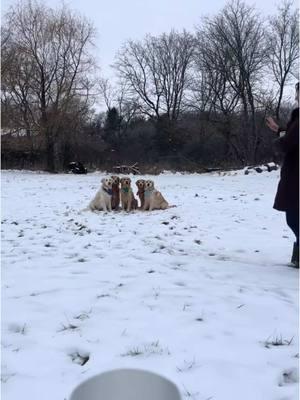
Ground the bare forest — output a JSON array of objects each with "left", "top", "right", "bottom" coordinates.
[{"left": 1, "top": 0, "right": 299, "bottom": 172}]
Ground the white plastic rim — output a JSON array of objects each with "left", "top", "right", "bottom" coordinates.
[{"left": 69, "top": 368, "right": 182, "bottom": 400}]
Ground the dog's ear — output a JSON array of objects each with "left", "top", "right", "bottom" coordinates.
[{"left": 101, "top": 178, "right": 105, "bottom": 184}]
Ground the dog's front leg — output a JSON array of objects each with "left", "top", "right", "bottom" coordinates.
[
  {"left": 149, "top": 199, "right": 155, "bottom": 211},
  {"left": 102, "top": 199, "right": 108, "bottom": 212},
  {"left": 114, "top": 195, "right": 120, "bottom": 211},
  {"left": 106, "top": 196, "right": 112, "bottom": 212}
]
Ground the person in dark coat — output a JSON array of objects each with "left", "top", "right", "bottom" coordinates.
[{"left": 266, "top": 82, "right": 299, "bottom": 267}]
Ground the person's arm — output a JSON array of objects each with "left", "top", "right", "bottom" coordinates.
[
  {"left": 274, "top": 118, "right": 299, "bottom": 154},
  {"left": 266, "top": 116, "right": 279, "bottom": 132},
  {"left": 266, "top": 116, "right": 286, "bottom": 135}
]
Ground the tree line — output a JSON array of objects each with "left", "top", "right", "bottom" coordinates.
[{"left": 1, "top": 0, "right": 299, "bottom": 172}]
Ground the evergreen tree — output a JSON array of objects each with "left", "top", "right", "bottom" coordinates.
[{"left": 103, "top": 107, "right": 122, "bottom": 148}]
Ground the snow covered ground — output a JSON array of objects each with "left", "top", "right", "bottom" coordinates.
[{"left": 1, "top": 169, "right": 299, "bottom": 400}]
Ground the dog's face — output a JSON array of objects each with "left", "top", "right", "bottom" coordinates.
[
  {"left": 111, "top": 176, "right": 120, "bottom": 186},
  {"left": 101, "top": 177, "right": 113, "bottom": 189},
  {"left": 136, "top": 179, "right": 145, "bottom": 190},
  {"left": 120, "top": 177, "right": 131, "bottom": 188},
  {"left": 145, "top": 180, "right": 154, "bottom": 190}
]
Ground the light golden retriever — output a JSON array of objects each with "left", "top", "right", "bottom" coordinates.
[
  {"left": 142, "top": 180, "right": 169, "bottom": 211},
  {"left": 88, "top": 177, "right": 113, "bottom": 211}
]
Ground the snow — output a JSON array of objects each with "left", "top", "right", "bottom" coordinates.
[{"left": 1, "top": 169, "right": 299, "bottom": 400}]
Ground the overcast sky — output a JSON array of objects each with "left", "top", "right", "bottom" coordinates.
[{"left": 2, "top": 0, "right": 289, "bottom": 80}]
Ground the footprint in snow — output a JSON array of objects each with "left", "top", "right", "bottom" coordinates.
[
  {"left": 8, "top": 323, "right": 27, "bottom": 335},
  {"left": 68, "top": 349, "right": 90, "bottom": 366},
  {"left": 278, "top": 368, "right": 299, "bottom": 386}
]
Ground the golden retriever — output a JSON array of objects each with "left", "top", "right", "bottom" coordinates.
[
  {"left": 88, "top": 177, "right": 113, "bottom": 211},
  {"left": 120, "top": 177, "right": 138, "bottom": 212},
  {"left": 142, "top": 180, "right": 169, "bottom": 211},
  {"left": 111, "top": 175, "right": 120, "bottom": 210},
  {"left": 135, "top": 179, "right": 146, "bottom": 209}
]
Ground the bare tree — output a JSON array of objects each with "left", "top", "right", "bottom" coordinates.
[
  {"left": 266, "top": 0, "right": 299, "bottom": 119},
  {"left": 1, "top": 0, "right": 97, "bottom": 171},
  {"left": 192, "top": 51, "right": 244, "bottom": 162},
  {"left": 99, "top": 78, "right": 114, "bottom": 110},
  {"left": 1, "top": 26, "right": 14, "bottom": 76},
  {"left": 114, "top": 30, "right": 195, "bottom": 121},
  {"left": 100, "top": 78, "right": 139, "bottom": 128},
  {"left": 99, "top": 78, "right": 140, "bottom": 157},
  {"left": 195, "top": 0, "right": 267, "bottom": 164}
]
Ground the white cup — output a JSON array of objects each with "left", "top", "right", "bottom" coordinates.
[{"left": 69, "top": 368, "right": 182, "bottom": 400}]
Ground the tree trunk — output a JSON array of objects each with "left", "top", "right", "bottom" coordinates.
[
  {"left": 45, "top": 131, "right": 55, "bottom": 172},
  {"left": 275, "top": 82, "right": 284, "bottom": 120}
]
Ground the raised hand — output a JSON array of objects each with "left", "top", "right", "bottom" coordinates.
[{"left": 266, "top": 116, "right": 279, "bottom": 133}]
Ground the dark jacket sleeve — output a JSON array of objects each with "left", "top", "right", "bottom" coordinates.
[{"left": 275, "top": 108, "right": 299, "bottom": 153}]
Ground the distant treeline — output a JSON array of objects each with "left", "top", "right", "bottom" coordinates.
[{"left": 1, "top": 0, "right": 298, "bottom": 172}]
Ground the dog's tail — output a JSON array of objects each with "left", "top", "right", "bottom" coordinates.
[{"left": 80, "top": 206, "right": 90, "bottom": 212}]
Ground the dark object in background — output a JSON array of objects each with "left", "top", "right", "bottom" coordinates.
[
  {"left": 265, "top": 163, "right": 278, "bottom": 172},
  {"left": 68, "top": 162, "right": 87, "bottom": 174},
  {"left": 244, "top": 163, "right": 279, "bottom": 175},
  {"left": 113, "top": 162, "right": 140, "bottom": 175}
]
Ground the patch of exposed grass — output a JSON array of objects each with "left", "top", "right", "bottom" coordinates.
[
  {"left": 121, "top": 341, "right": 170, "bottom": 357},
  {"left": 8, "top": 323, "right": 27, "bottom": 335},
  {"left": 182, "top": 384, "right": 199, "bottom": 399},
  {"left": 74, "top": 309, "right": 92, "bottom": 321},
  {"left": 264, "top": 334, "right": 294, "bottom": 349},
  {"left": 176, "top": 358, "right": 197, "bottom": 373},
  {"left": 97, "top": 294, "right": 110, "bottom": 299},
  {"left": 121, "top": 347, "right": 144, "bottom": 357},
  {"left": 69, "top": 351, "right": 90, "bottom": 366},
  {"left": 58, "top": 323, "right": 79, "bottom": 332}
]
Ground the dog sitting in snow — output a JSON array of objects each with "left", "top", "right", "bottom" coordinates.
[
  {"left": 135, "top": 179, "right": 146, "bottom": 209},
  {"left": 88, "top": 177, "right": 113, "bottom": 211},
  {"left": 111, "top": 175, "right": 120, "bottom": 210},
  {"left": 142, "top": 180, "right": 169, "bottom": 211},
  {"left": 120, "top": 177, "right": 138, "bottom": 212}
]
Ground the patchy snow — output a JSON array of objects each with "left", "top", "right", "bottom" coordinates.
[{"left": 1, "top": 170, "right": 299, "bottom": 400}]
